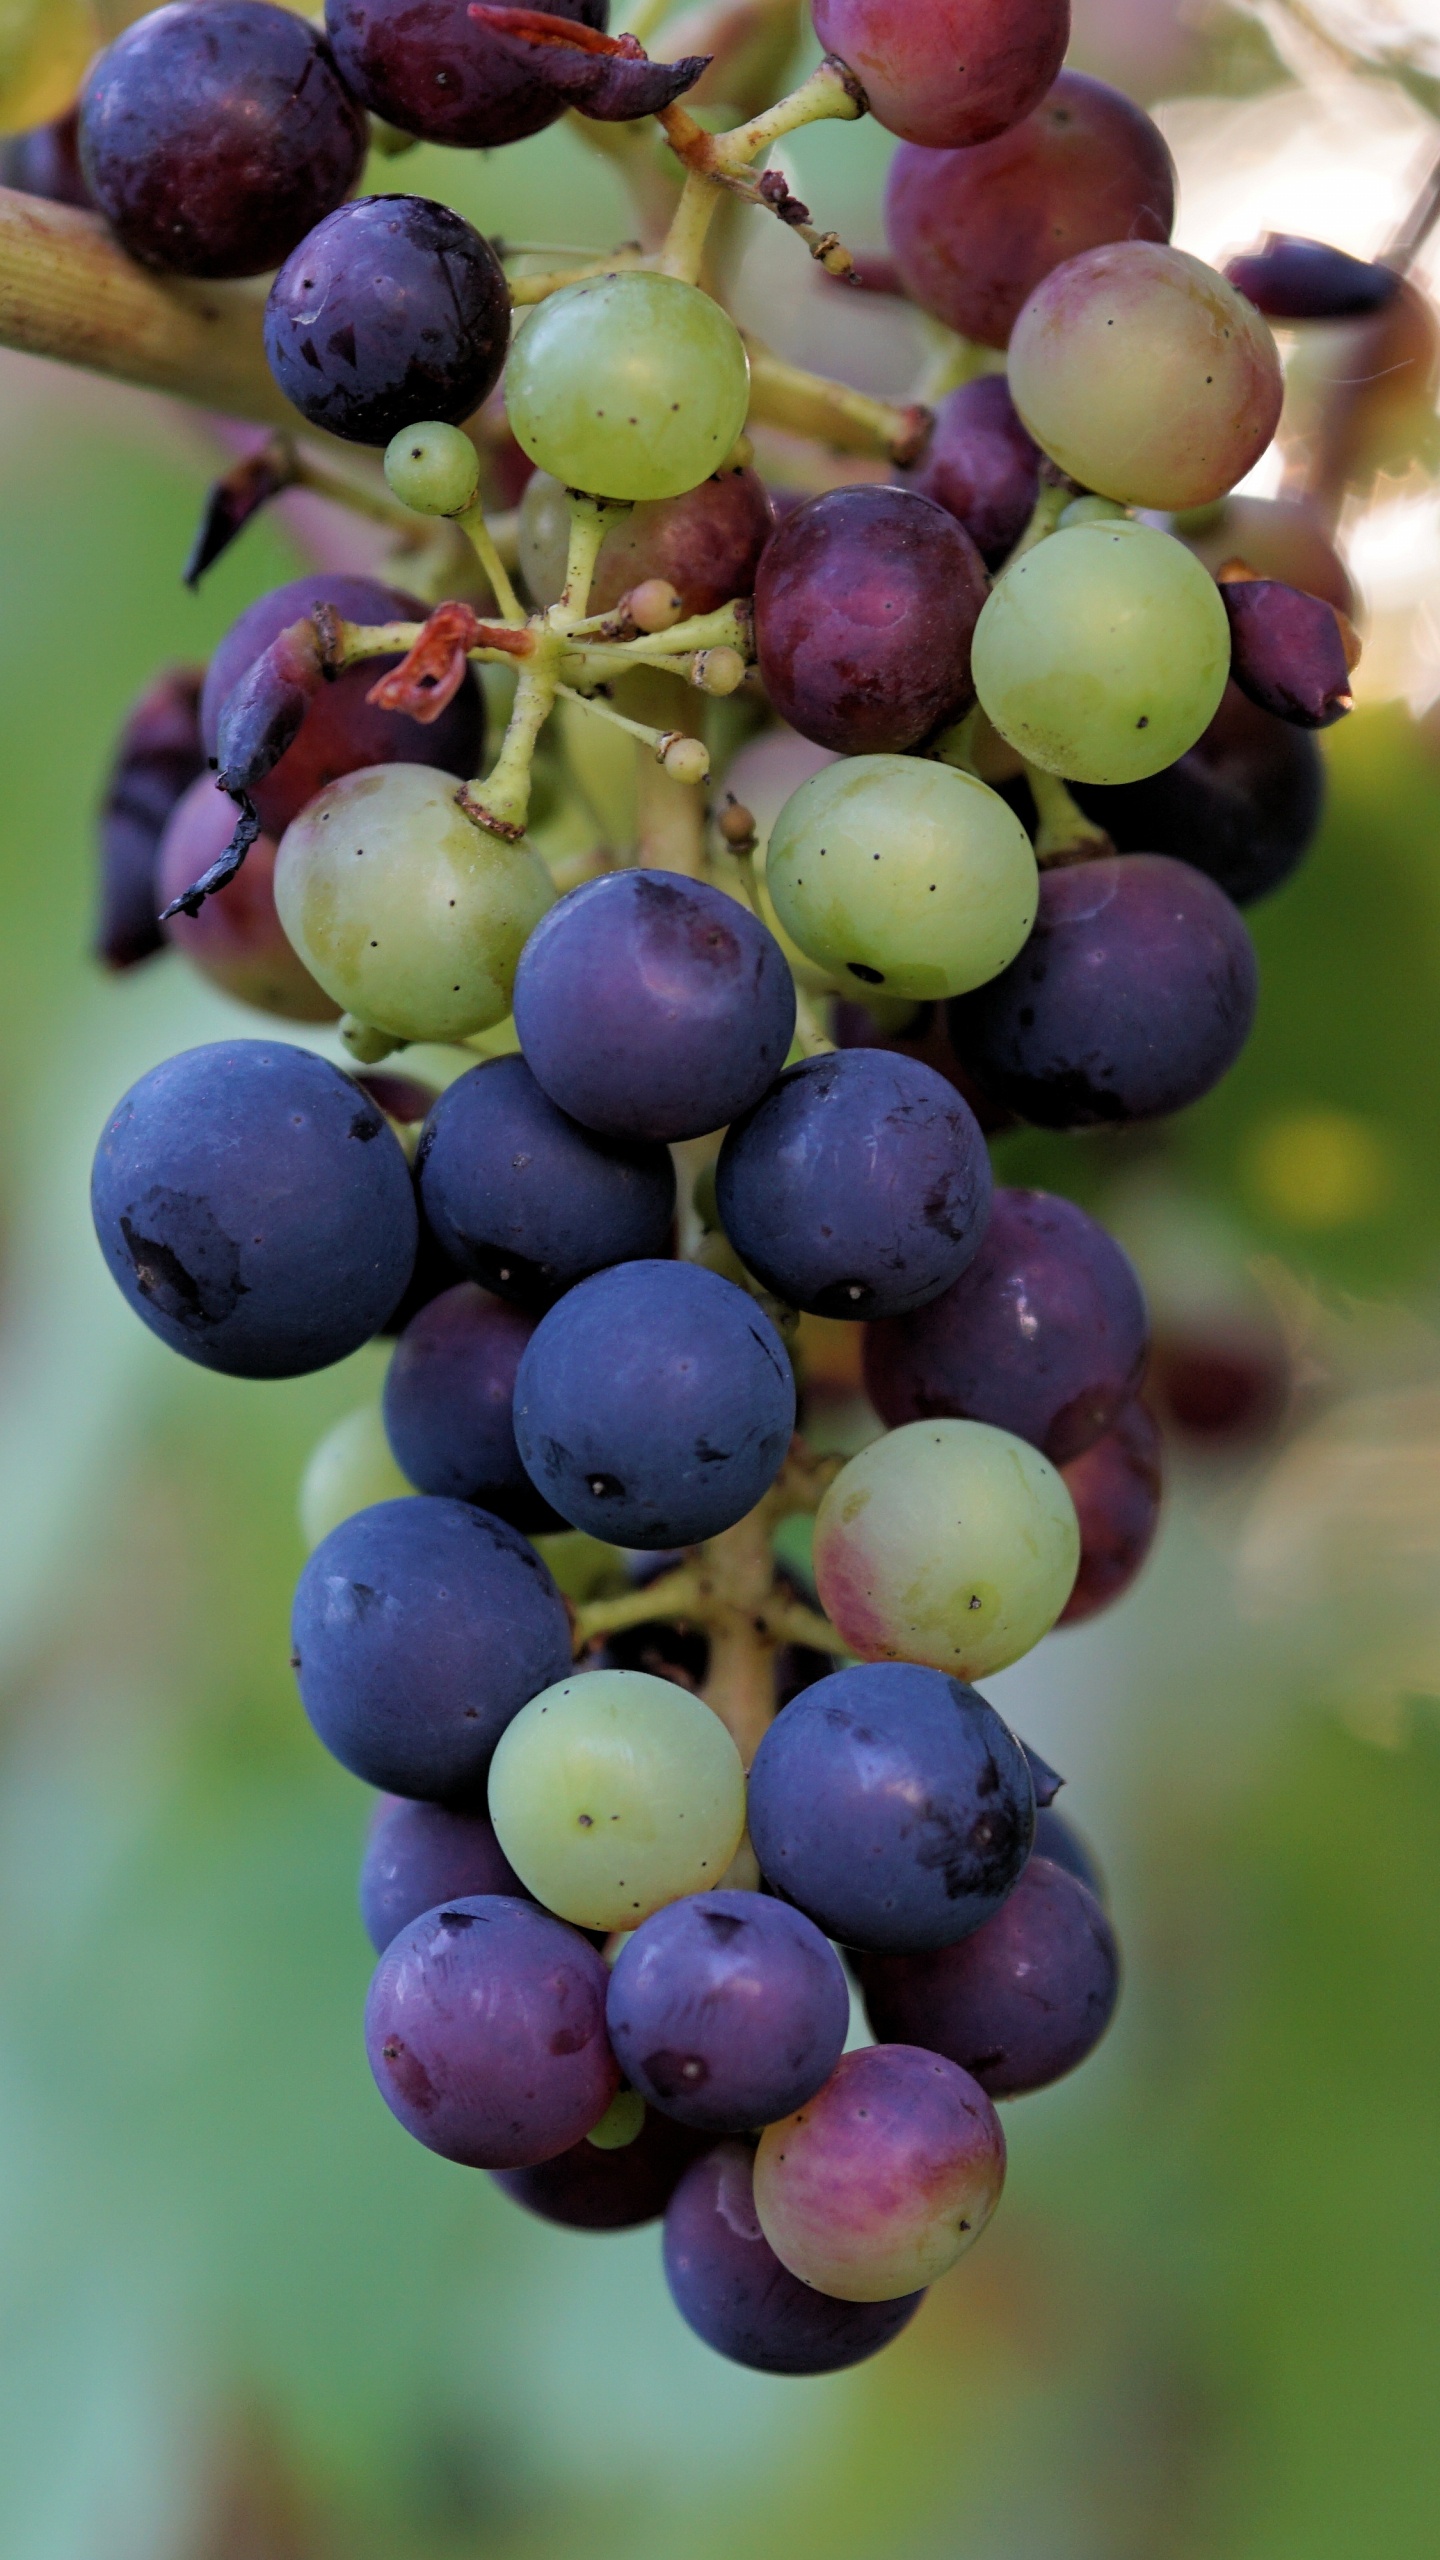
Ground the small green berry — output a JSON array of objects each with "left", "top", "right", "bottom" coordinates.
[{"left": 384, "top": 421, "right": 481, "bottom": 518}]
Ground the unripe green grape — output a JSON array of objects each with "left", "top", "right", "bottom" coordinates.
[
  {"left": 505, "top": 273, "right": 751, "bottom": 502},
  {"left": 765, "top": 755, "right": 1037, "bottom": 1002},
  {"left": 384, "top": 421, "right": 480, "bottom": 518},
  {"left": 488, "top": 1669, "right": 747, "bottom": 1932},
  {"left": 275, "top": 764, "right": 555, "bottom": 1043},
  {"left": 587, "top": 2088, "right": 646, "bottom": 2150},
  {"left": 972, "top": 521, "right": 1231, "bottom": 785},
  {"left": 299, "top": 1406, "right": 412, "bottom": 1551},
  {"left": 1059, "top": 495, "right": 1128, "bottom": 529},
  {"left": 813, "top": 1419, "right": 1080, "bottom": 1679}
]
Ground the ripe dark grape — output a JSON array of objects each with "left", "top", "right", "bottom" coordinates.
[
  {"left": 663, "top": 2143, "right": 924, "bottom": 2374},
  {"left": 832, "top": 994, "right": 1015, "bottom": 1133},
  {"left": 1059, "top": 1397, "right": 1163, "bottom": 1626},
  {"left": 910, "top": 376, "right": 1040, "bottom": 569},
  {"left": 948, "top": 855, "right": 1259, "bottom": 1127},
  {"left": 863, "top": 1187, "right": 1149, "bottom": 1464},
  {"left": 812, "top": 0, "right": 1069, "bottom": 150},
  {"left": 96, "top": 667, "right": 206, "bottom": 972},
  {"left": 1179, "top": 496, "right": 1355, "bottom": 618},
  {"left": 857, "top": 1856, "right": 1119, "bottom": 2097},
  {"left": 360, "top": 1795, "right": 532, "bottom": 1953},
  {"left": 365, "top": 1896, "right": 618, "bottom": 2169},
  {"left": 754, "top": 487, "right": 988, "bottom": 755},
  {"left": 265, "top": 196, "right": 510, "bottom": 448},
  {"left": 519, "top": 462, "right": 774, "bottom": 616},
  {"left": 1220, "top": 578, "right": 1354, "bottom": 729},
  {"left": 1148, "top": 1318, "right": 1290, "bottom": 1445},
  {"left": 200, "top": 576, "right": 484, "bottom": 841},
  {"left": 495, "top": 2110, "right": 712, "bottom": 2232},
  {"left": 716, "top": 1049, "right": 992, "bottom": 1320},
  {"left": 91, "top": 1041, "right": 417, "bottom": 1379},
  {"left": 513, "top": 872, "right": 796, "bottom": 1144},
  {"left": 606, "top": 1892, "right": 850, "bottom": 2134},
  {"left": 0, "top": 108, "right": 93, "bottom": 209},
  {"left": 1032, "top": 1805, "right": 1106, "bottom": 1901},
  {"left": 414, "top": 1055, "right": 676, "bottom": 1308},
  {"left": 382, "top": 1282, "right": 562, "bottom": 1533},
  {"left": 157, "top": 778, "right": 338, "bottom": 1024},
  {"left": 886, "top": 70, "right": 1175, "bottom": 349},
  {"left": 1225, "top": 233, "right": 1401, "bottom": 322},
  {"left": 327, "top": 0, "right": 704, "bottom": 150},
  {"left": 513, "top": 1261, "right": 796, "bottom": 1548},
  {"left": 79, "top": 2, "right": 366, "bottom": 281},
  {"left": 746, "top": 1662, "right": 1034, "bottom": 1953},
  {"left": 291, "top": 1496, "right": 572, "bottom": 1801},
  {"left": 1073, "top": 682, "right": 1325, "bottom": 907}
]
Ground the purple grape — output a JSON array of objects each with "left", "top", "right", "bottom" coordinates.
[
  {"left": 291, "top": 1496, "right": 572, "bottom": 1801},
  {"left": 1032, "top": 1806, "right": 1106, "bottom": 1902},
  {"left": 1220, "top": 578, "right": 1354, "bottom": 729},
  {"left": 0, "top": 108, "right": 93, "bottom": 209},
  {"left": 360, "top": 1795, "right": 532, "bottom": 1952},
  {"left": 1073, "top": 682, "right": 1325, "bottom": 907},
  {"left": 663, "top": 2143, "right": 924, "bottom": 2374},
  {"left": 947, "top": 855, "right": 1258, "bottom": 1128},
  {"left": 78, "top": 2, "right": 366, "bottom": 280},
  {"left": 513, "top": 872, "right": 796, "bottom": 1144},
  {"left": 1225, "top": 234, "right": 1401, "bottom": 322},
  {"left": 863, "top": 1186, "right": 1148, "bottom": 1464},
  {"left": 857, "top": 1856, "right": 1120, "bottom": 2098},
  {"left": 1058, "top": 1397, "right": 1163, "bottom": 1626},
  {"left": 746, "top": 1662, "right": 1034, "bottom": 1954},
  {"left": 96, "top": 668, "right": 207, "bottom": 972},
  {"left": 911, "top": 376, "right": 1041, "bottom": 568},
  {"left": 606, "top": 1892, "right": 850, "bottom": 2134},
  {"left": 265, "top": 195, "right": 510, "bottom": 448},
  {"left": 158, "top": 780, "right": 338, "bottom": 1024},
  {"left": 754, "top": 487, "right": 987, "bottom": 753},
  {"left": 201, "top": 575, "right": 484, "bottom": 841},
  {"left": 513, "top": 1261, "right": 796, "bottom": 1549},
  {"left": 716, "top": 1050, "right": 992, "bottom": 1320},
  {"left": 91, "top": 1042, "right": 417, "bottom": 1379},
  {"left": 383, "top": 1282, "right": 562, "bottom": 1534},
  {"left": 365, "top": 1896, "right": 618, "bottom": 2169},
  {"left": 327, "top": 0, "right": 705, "bottom": 149},
  {"left": 494, "top": 2109, "right": 712, "bottom": 2231},
  {"left": 414, "top": 1055, "right": 676, "bottom": 1307}
]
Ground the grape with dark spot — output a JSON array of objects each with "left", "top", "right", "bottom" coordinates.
[
  {"left": 664, "top": 2142, "right": 924, "bottom": 2372},
  {"left": 607, "top": 1891, "right": 850, "bottom": 2134}
]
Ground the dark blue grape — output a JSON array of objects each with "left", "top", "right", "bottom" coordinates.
[
  {"left": 747, "top": 1663, "right": 1034, "bottom": 1954},
  {"left": 606, "top": 1891, "right": 850, "bottom": 2134},
  {"left": 0, "top": 108, "right": 93, "bottom": 209},
  {"left": 513, "top": 1261, "right": 796, "bottom": 1548},
  {"left": 1032, "top": 1806, "right": 1107, "bottom": 1903},
  {"left": 365, "top": 1896, "right": 618, "bottom": 2168},
  {"left": 96, "top": 668, "right": 206, "bottom": 972},
  {"left": 91, "top": 1041, "right": 417, "bottom": 1379},
  {"left": 663, "top": 2142, "right": 924, "bottom": 2374},
  {"left": 864, "top": 1187, "right": 1148, "bottom": 1463},
  {"left": 1225, "top": 234, "right": 1401, "bottom": 322},
  {"left": 292, "top": 1496, "right": 572, "bottom": 1801},
  {"left": 857, "top": 1856, "right": 1120, "bottom": 2097},
  {"left": 79, "top": 2, "right": 366, "bottom": 280},
  {"left": 265, "top": 195, "right": 510, "bottom": 447},
  {"left": 948, "top": 856, "right": 1258, "bottom": 1128},
  {"left": 383, "top": 1282, "right": 562, "bottom": 1534},
  {"left": 414, "top": 1055, "right": 676, "bottom": 1307},
  {"left": 1073, "top": 682, "right": 1324, "bottom": 907},
  {"left": 1220, "top": 578, "right": 1354, "bottom": 729},
  {"left": 912, "top": 375, "right": 1041, "bottom": 565},
  {"left": 717, "top": 1050, "right": 991, "bottom": 1321},
  {"left": 493, "top": 2109, "right": 712, "bottom": 2231},
  {"left": 513, "top": 871, "right": 796, "bottom": 1144},
  {"left": 360, "top": 1795, "right": 532, "bottom": 1952}
]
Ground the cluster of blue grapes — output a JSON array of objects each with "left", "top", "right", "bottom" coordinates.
[{"left": 41, "top": 0, "right": 1384, "bottom": 2374}]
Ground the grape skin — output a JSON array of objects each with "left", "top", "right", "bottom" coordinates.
[
  {"left": 505, "top": 274, "right": 751, "bottom": 504},
  {"left": 664, "top": 2143, "right": 924, "bottom": 2372},
  {"left": 158, "top": 776, "right": 338, "bottom": 1025},
  {"left": 813, "top": 0, "right": 1068, "bottom": 150},
  {"left": 1032, "top": 1806, "right": 1106, "bottom": 1901},
  {"left": 1073, "top": 680, "right": 1325, "bottom": 908},
  {"left": 299, "top": 1406, "right": 412, "bottom": 1553},
  {"left": 0, "top": 106, "right": 92, "bottom": 208},
  {"left": 910, "top": 376, "right": 1041, "bottom": 569},
  {"left": 497, "top": 2109, "right": 713, "bottom": 2233},
  {"left": 326, "top": 0, "right": 608, "bottom": 150},
  {"left": 96, "top": 667, "right": 206, "bottom": 972},
  {"left": 606, "top": 1891, "right": 850, "bottom": 2134},
  {"left": 519, "top": 463, "right": 774, "bottom": 617},
  {"left": 382, "top": 1282, "right": 561, "bottom": 1535},
  {"left": 1058, "top": 1397, "right": 1164, "bottom": 1627},
  {"left": 359, "top": 1796, "right": 533, "bottom": 1954}
]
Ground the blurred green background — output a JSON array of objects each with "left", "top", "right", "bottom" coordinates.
[{"left": 0, "top": 4, "right": 1438, "bottom": 2554}]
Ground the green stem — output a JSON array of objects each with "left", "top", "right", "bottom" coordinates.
[
  {"left": 1024, "top": 764, "right": 1114, "bottom": 868},
  {"left": 553, "top": 492, "right": 632, "bottom": 630},
  {"left": 457, "top": 497, "right": 526, "bottom": 624},
  {"left": 462, "top": 650, "right": 560, "bottom": 838}
]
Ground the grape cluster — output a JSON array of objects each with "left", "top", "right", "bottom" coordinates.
[{"left": 58, "top": 0, "right": 1385, "bottom": 2377}]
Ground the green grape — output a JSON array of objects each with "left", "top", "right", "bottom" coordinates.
[
  {"left": 274, "top": 765, "right": 555, "bottom": 1044},
  {"left": 505, "top": 273, "right": 751, "bottom": 503},
  {"left": 299, "top": 1407, "right": 412, "bottom": 1551},
  {"left": 384, "top": 422, "right": 480, "bottom": 518},
  {"left": 764, "top": 755, "right": 1038, "bottom": 1002},
  {"left": 1059, "top": 495, "right": 1128, "bottom": 529},
  {"left": 586, "top": 2088, "right": 646, "bottom": 2151},
  {"left": 812, "top": 1419, "right": 1080, "bottom": 1679},
  {"left": 972, "top": 520, "right": 1231, "bottom": 786},
  {"left": 487, "top": 1669, "right": 747, "bottom": 1932}
]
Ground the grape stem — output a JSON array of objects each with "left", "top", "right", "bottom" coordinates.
[
  {"left": 557, "top": 680, "right": 712, "bottom": 784},
  {"left": 655, "top": 57, "right": 867, "bottom": 285},
  {"left": 792, "top": 989, "right": 837, "bottom": 1058},
  {"left": 1022, "top": 766, "right": 1115, "bottom": 869},
  {"left": 743, "top": 337, "right": 932, "bottom": 466},
  {"left": 553, "top": 491, "right": 634, "bottom": 629},
  {"left": 456, "top": 498, "right": 526, "bottom": 624},
  {"left": 1006, "top": 472, "right": 1074, "bottom": 566}
]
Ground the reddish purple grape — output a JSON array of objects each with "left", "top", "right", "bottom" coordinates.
[
  {"left": 864, "top": 1187, "right": 1149, "bottom": 1465},
  {"left": 663, "top": 2142, "right": 924, "bottom": 2372},
  {"left": 754, "top": 487, "right": 987, "bottom": 754},
  {"left": 360, "top": 1795, "right": 532, "bottom": 1953},
  {"left": 0, "top": 108, "right": 93, "bottom": 209},
  {"left": 1148, "top": 1320, "right": 1290, "bottom": 1445},
  {"left": 326, "top": 0, "right": 705, "bottom": 150},
  {"left": 1073, "top": 681, "right": 1325, "bottom": 907},
  {"left": 857, "top": 1857, "right": 1119, "bottom": 2097},
  {"left": 79, "top": 2, "right": 366, "bottom": 280},
  {"left": 383, "top": 1281, "right": 562, "bottom": 1534},
  {"left": 606, "top": 1892, "right": 850, "bottom": 2135},
  {"left": 157, "top": 778, "right": 338, "bottom": 1023},
  {"left": 96, "top": 667, "right": 207, "bottom": 972},
  {"left": 911, "top": 376, "right": 1040, "bottom": 569},
  {"left": 201, "top": 576, "right": 484, "bottom": 840},
  {"left": 265, "top": 196, "right": 510, "bottom": 448},
  {"left": 813, "top": 0, "right": 1069, "bottom": 150},
  {"left": 1058, "top": 1398, "right": 1163, "bottom": 1625},
  {"left": 948, "top": 855, "right": 1258, "bottom": 1128},
  {"left": 1225, "top": 234, "right": 1401, "bottom": 322},
  {"left": 523, "top": 463, "right": 774, "bottom": 616},
  {"left": 1220, "top": 578, "right": 1354, "bottom": 730},
  {"left": 886, "top": 70, "right": 1175, "bottom": 350},
  {"left": 495, "top": 2110, "right": 712, "bottom": 2231}
]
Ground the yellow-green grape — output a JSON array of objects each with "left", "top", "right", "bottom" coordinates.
[
  {"left": 299, "top": 1407, "right": 412, "bottom": 1551},
  {"left": 1059, "top": 495, "right": 1128, "bottom": 529},
  {"left": 0, "top": 0, "right": 94, "bottom": 133},
  {"left": 275, "top": 765, "right": 555, "bottom": 1043},
  {"left": 765, "top": 755, "right": 1038, "bottom": 1003},
  {"left": 488, "top": 1670, "right": 747, "bottom": 1931},
  {"left": 812, "top": 1420, "right": 1080, "bottom": 1679},
  {"left": 384, "top": 422, "right": 480, "bottom": 518},
  {"left": 586, "top": 2088, "right": 646, "bottom": 2150},
  {"left": 505, "top": 273, "right": 751, "bottom": 503},
  {"left": 972, "top": 521, "right": 1231, "bottom": 786}
]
